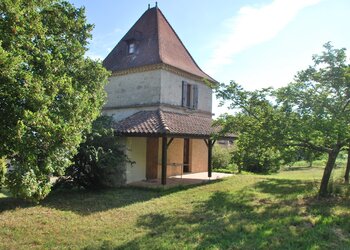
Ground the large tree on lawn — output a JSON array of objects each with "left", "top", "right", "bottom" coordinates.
[
  {"left": 0, "top": 0, "right": 109, "bottom": 201},
  {"left": 275, "top": 42, "right": 350, "bottom": 196},
  {"left": 216, "top": 42, "right": 350, "bottom": 196},
  {"left": 345, "top": 147, "right": 350, "bottom": 184}
]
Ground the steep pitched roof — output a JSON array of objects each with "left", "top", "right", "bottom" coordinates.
[
  {"left": 113, "top": 109, "right": 237, "bottom": 139},
  {"left": 103, "top": 7, "right": 216, "bottom": 82}
]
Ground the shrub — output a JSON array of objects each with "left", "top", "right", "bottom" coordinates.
[
  {"left": 233, "top": 144, "right": 281, "bottom": 174},
  {"left": 212, "top": 144, "right": 233, "bottom": 170},
  {"left": 55, "top": 116, "right": 132, "bottom": 190},
  {"left": 213, "top": 164, "right": 238, "bottom": 174}
]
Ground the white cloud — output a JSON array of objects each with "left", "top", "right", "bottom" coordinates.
[
  {"left": 205, "top": 0, "right": 321, "bottom": 74},
  {"left": 85, "top": 52, "right": 104, "bottom": 61}
]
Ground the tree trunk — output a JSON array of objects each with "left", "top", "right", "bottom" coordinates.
[
  {"left": 308, "top": 159, "right": 313, "bottom": 168},
  {"left": 307, "top": 152, "right": 314, "bottom": 167},
  {"left": 319, "top": 149, "right": 340, "bottom": 197},
  {"left": 238, "top": 164, "right": 242, "bottom": 174},
  {"left": 345, "top": 147, "right": 350, "bottom": 184}
]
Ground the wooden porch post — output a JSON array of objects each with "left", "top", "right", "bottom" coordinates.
[
  {"left": 208, "top": 139, "right": 212, "bottom": 178},
  {"left": 161, "top": 136, "right": 167, "bottom": 185}
]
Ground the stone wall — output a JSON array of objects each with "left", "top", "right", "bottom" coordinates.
[
  {"left": 160, "top": 69, "right": 212, "bottom": 113},
  {"left": 102, "top": 68, "right": 213, "bottom": 121},
  {"left": 104, "top": 70, "right": 162, "bottom": 109}
]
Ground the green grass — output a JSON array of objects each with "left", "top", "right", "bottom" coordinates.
[
  {"left": 213, "top": 163, "right": 237, "bottom": 174},
  {"left": 1, "top": 165, "right": 350, "bottom": 249}
]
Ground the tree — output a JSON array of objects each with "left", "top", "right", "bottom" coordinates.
[
  {"left": 216, "top": 83, "right": 287, "bottom": 173},
  {"left": 276, "top": 42, "right": 350, "bottom": 196},
  {"left": 345, "top": 146, "right": 350, "bottom": 184},
  {"left": 0, "top": 0, "right": 109, "bottom": 201},
  {"left": 217, "top": 42, "right": 350, "bottom": 196},
  {"left": 56, "top": 116, "right": 131, "bottom": 190}
]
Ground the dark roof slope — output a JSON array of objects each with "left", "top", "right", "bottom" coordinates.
[
  {"left": 103, "top": 7, "right": 215, "bottom": 82},
  {"left": 113, "top": 109, "right": 237, "bottom": 139}
]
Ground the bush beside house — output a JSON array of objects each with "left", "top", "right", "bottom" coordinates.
[{"left": 55, "top": 116, "right": 131, "bottom": 190}]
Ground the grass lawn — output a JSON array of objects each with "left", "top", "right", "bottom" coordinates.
[{"left": 1, "top": 164, "right": 350, "bottom": 249}]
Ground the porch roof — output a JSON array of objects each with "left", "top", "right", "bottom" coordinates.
[{"left": 113, "top": 109, "right": 236, "bottom": 139}]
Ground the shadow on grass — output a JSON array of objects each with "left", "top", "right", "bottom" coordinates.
[
  {"left": 0, "top": 196, "right": 34, "bottom": 212},
  {"left": 0, "top": 179, "right": 223, "bottom": 215},
  {"left": 283, "top": 166, "right": 316, "bottom": 172},
  {"left": 254, "top": 178, "right": 315, "bottom": 198},
  {"left": 110, "top": 178, "right": 350, "bottom": 250}
]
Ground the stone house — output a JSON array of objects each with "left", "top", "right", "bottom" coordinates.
[{"left": 102, "top": 5, "right": 234, "bottom": 185}]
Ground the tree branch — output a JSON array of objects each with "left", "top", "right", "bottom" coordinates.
[{"left": 283, "top": 140, "right": 332, "bottom": 153}]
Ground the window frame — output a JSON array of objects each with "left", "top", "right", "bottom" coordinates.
[
  {"left": 128, "top": 42, "right": 135, "bottom": 54},
  {"left": 182, "top": 81, "right": 198, "bottom": 110}
]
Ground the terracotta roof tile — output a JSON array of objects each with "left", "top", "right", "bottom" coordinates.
[
  {"left": 103, "top": 7, "right": 216, "bottom": 82},
  {"left": 113, "top": 109, "right": 209, "bottom": 136},
  {"left": 113, "top": 109, "right": 236, "bottom": 139}
]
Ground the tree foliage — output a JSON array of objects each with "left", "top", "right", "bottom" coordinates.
[
  {"left": 212, "top": 144, "right": 233, "bottom": 170},
  {"left": 0, "top": 0, "right": 109, "bottom": 201},
  {"left": 56, "top": 116, "right": 131, "bottom": 190},
  {"left": 217, "top": 42, "right": 350, "bottom": 196},
  {"left": 216, "top": 84, "right": 286, "bottom": 173},
  {"left": 275, "top": 42, "right": 350, "bottom": 196}
]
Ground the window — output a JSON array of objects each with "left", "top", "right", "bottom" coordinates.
[
  {"left": 128, "top": 42, "right": 135, "bottom": 54},
  {"left": 182, "top": 81, "right": 198, "bottom": 109}
]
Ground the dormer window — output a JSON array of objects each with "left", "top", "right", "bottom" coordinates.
[{"left": 128, "top": 42, "right": 135, "bottom": 54}]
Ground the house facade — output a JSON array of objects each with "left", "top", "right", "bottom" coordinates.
[{"left": 102, "top": 6, "right": 233, "bottom": 185}]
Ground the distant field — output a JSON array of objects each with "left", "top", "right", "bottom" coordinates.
[{"left": 0, "top": 163, "right": 349, "bottom": 249}]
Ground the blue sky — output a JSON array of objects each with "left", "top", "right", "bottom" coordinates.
[{"left": 69, "top": 0, "right": 350, "bottom": 116}]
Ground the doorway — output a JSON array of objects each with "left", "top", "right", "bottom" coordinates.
[
  {"left": 146, "top": 138, "right": 158, "bottom": 179},
  {"left": 183, "top": 138, "right": 190, "bottom": 173}
]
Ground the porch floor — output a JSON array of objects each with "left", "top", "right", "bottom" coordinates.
[{"left": 128, "top": 172, "right": 233, "bottom": 189}]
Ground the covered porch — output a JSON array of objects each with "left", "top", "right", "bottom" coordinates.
[{"left": 114, "top": 109, "right": 237, "bottom": 185}]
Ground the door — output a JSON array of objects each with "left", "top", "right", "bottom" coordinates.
[
  {"left": 183, "top": 138, "right": 190, "bottom": 173},
  {"left": 146, "top": 138, "right": 159, "bottom": 179}
]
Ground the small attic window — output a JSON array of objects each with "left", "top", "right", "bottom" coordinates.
[{"left": 128, "top": 42, "right": 135, "bottom": 54}]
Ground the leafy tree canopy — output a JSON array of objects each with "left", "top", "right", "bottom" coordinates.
[
  {"left": 216, "top": 83, "right": 287, "bottom": 173},
  {"left": 276, "top": 42, "right": 350, "bottom": 153},
  {"left": 0, "top": 0, "right": 110, "bottom": 201},
  {"left": 217, "top": 42, "right": 350, "bottom": 196}
]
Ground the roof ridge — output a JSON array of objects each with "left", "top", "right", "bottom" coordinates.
[
  {"left": 155, "top": 8, "right": 161, "bottom": 67},
  {"left": 158, "top": 109, "right": 169, "bottom": 133},
  {"left": 156, "top": 8, "right": 213, "bottom": 81}
]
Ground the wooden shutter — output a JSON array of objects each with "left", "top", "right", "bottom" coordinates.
[
  {"left": 192, "top": 85, "right": 198, "bottom": 109},
  {"left": 182, "top": 81, "right": 187, "bottom": 107}
]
